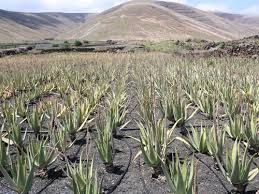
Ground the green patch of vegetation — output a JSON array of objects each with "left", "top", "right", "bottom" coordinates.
[
  {"left": 52, "top": 44, "right": 59, "bottom": 48},
  {"left": 74, "top": 40, "right": 83, "bottom": 47},
  {"left": 144, "top": 41, "right": 179, "bottom": 52},
  {"left": 143, "top": 39, "right": 207, "bottom": 52}
]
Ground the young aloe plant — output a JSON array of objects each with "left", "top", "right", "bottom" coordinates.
[
  {"left": 134, "top": 119, "right": 179, "bottom": 177},
  {"left": 241, "top": 82, "right": 256, "bottom": 104},
  {"left": 177, "top": 126, "right": 209, "bottom": 154},
  {"left": 0, "top": 140, "right": 7, "bottom": 166},
  {"left": 7, "top": 117, "right": 27, "bottom": 153},
  {"left": 28, "top": 139, "right": 58, "bottom": 174},
  {"left": 106, "top": 94, "right": 128, "bottom": 136},
  {"left": 221, "top": 89, "right": 242, "bottom": 118},
  {"left": 196, "top": 92, "right": 216, "bottom": 119},
  {"left": 0, "top": 132, "right": 8, "bottom": 175},
  {"left": 224, "top": 115, "right": 245, "bottom": 140},
  {"left": 87, "top": 84, "right": 108, "bottom": 109},
  {"left": 62, "top": 102, "right": 93, "bottom": 141},
  {"left": 15, "top": 96, "right": 28, "bottom": 118},
  {"left": 162, "top": 152, "right": 196, "bottom": 194},
  {"left": 51, "top": 128, "right": 73, "bottom": 156},
  {"left": 1, "top": 102, "right": 14, "bottom": 124},
  {"left": 62, "top": 111, "right": 80, "bottom": 142},
  {"left": 75, "top": 99, "right": 93, "bottom": 128},
  {"left": 137, "top": 83, "right": 156, "bottom": 125},
  {"left": 165, "top": 96, "right": 198, "bottom": 127},
  {"left": 95, "top": 119, "right": 114, "bottom": 172},
  {"left": 243, "top": 113, "right": 259, "bottom": 152},
  {"left": 27, "top": 107, "right": 44, "bottom": 139},
  {"left": 0, "top": 154, "right": 34, "bottom": 194},
  {"left": 63, "top": 92, "right": 78, "bottom": 109},
  {"left": 67, "top": 156, "right": 101, "bottom": 194},
  {"left": 207, "top": 128, "right": 225, "bottom": 162},
  {"left": 216, "top": 140, "right": 259, "bottom": 193}
]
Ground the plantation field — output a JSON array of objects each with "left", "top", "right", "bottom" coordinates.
[{"left": 0, "top": 53, "right": 259, "bottom": 194}]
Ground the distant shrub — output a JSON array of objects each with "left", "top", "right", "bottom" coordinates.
[
  {"left": 83, "top": 40, "right": 89, "bottom": 44},
  {"left": 74, "top": 40, "right": 82, "bottom": 47},
  {"left": 219, "top": 42, "right": 226, "bottom": 49},
  {"left": 62, "top": 43, "right": 70, "bottom": 49},
  {"left": 207, "top": 60, "right": 215, "bottom": 67},
  {"left": 52, "top": 44, "right": 59, "bottom": 48},
  {"left": 106, "top": 40, "right": 116, "bottom": 45},
  {"left": 200, "top": 39, "right": 208, "bottom": 43},
  {"left": 145, "top": 47, "right": 151, "bottom": 52},
  {"left": 45, "top": 38, "right": 54, "bottom": 41},
  {"left": 64, "top": 41, "right": 69, "bottom": 44}
]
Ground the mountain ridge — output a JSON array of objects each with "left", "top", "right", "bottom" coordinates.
[
  {"left": 0, "top": 9, "right": 91, "bottom": 42},
  {"left": 1, "top": 1, "right": 259, "bottom": 42}
]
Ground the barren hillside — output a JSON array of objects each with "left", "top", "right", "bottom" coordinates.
[
  {"left": 0, "top": 9, "right": 91, "bottom": 42},
  {"left": 59, "top": 0, "right": 259, "bottom": 41},
  {"left": 1, "top": 0, "right": 259, "bottom": 42}
]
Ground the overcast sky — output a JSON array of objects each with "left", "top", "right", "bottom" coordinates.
[{"left": 0, "top": 0, "right": 259, "bottom": 15}]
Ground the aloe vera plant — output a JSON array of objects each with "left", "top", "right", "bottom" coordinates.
[
  {"left": 224, "top": 115, "right": 245, "bottom": 140},
  {"left": 243, "top": 113, "right": 259, "bottom": 151},
  {"left": 62, "top": 101, "right": 93, "bottom": 141},
  {"left": 95, "top": 119, "right": 114, "bottom": 172},
  {"left": 207, "top": 128, "right": 225, "bottom": 162},
  {"left": 15, "top": 96, "right": 28, "bottom": 118},
  {"left": 134, "top": 119, "right": 179, "bottom": 176},
  {"left": 196, "top": 92, "right": 216, "bottom": 119},
  {"left": 106, "top": 90, "right": 128, "bottom": 136},
  {"left": 67, "top": 156, "right": 101, "bottom": 194},
  {"left": 162, "top": 152, "right": 196, "bottom": 194},
  {"left": 216, "top": 140, "right": 259, "bottom": 193},
  {"left": 137, "top": 82, "right": 156, "bottom": 125},
  {"left": 27, "top": 107, "right": 44, "bottom": 139},
  {"left": 28, "top": 139, "right": 58, "bottom": 173},
  {"left": 0, "top": 130, "right": 8, "bottom": 175},
  {"left": 241, "top": 81, "right": 257, "bottom": 104},
  {"left": 51, "top": 128, "right": 73, "bottom": 155},
  {"left": 177, "top": 126, "right": 209, "bottom": 154},
  {"left": 221, "top": 87, "right": 242, "bottom": 118},
  {"left": 7, "top": 118, "right": 27, "bottom": 153},
  {"left": 0, "top": 154, "right": 35, "bottom": 194},
  {"left": 165, "top": 96, "right": 198, "bottom": 127},
  {"left": 63, "top": 92, "right": 78, "bottom": 109},
  {"left": 62, "top": 111, "right": 84, "bottom": 141},
  {"left": 1, "top": 102, "right": 12, "bottom": 122},
  {"left": 76, "top": 99, "right": 93, "bottom": 128}
]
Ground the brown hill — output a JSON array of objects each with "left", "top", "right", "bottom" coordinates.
[
  {"left": 214, "top": 12, "right": 259, "bottom": 30},
  {"left": 0, "top": 9, "right": 91, "bottom": 42},
  {"left": 1, "top": 1, "right": 259, "bottom": 42},
  {"left": 59, "top": 0, "right": 259, "bottom": 41}
]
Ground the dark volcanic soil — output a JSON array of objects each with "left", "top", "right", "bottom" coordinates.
[{"left": 1, "top": 69, "right": 259, "bottom": 194}]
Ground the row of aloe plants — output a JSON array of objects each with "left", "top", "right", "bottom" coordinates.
[
  {"left": 131, "top": 58, "right": 259, "bottom": 194},
  {"left": 0, "top": 58, "right": 121, "bottom": 194}
]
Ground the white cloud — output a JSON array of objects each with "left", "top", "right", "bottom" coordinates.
[
  {"left": 196, "top": 3, "right": 230, "bottom": 12},
  {"left": 40, "top": 0, "right": 96, "bottom": 12},
  {"left": 1, "top": 0, "right": 190, "bottom": 13},
  {"left": 38, "top": 0, "right": 189, "bottom": 12},
  {"left": 241, "top": 5, "right": 259, "bottom": 16}
]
